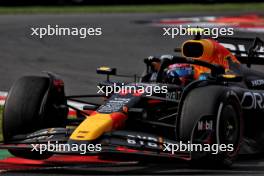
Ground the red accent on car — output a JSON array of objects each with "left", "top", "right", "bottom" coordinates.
[
  {"left": 116, "top": 146, "right": 138, "bottom": 153},
  {"left": 53, "top": 79, "right": 64, "bottom": 92},
  {"left": 110, "top": 112, "right": 128, "bottom": 129},
  {"left": 148, "top": 99, "right": 161, "bottom": 104}
]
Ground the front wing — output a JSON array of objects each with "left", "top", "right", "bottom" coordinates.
[{"left": 0, "top": 128, "right": 192, "bottom": 161}]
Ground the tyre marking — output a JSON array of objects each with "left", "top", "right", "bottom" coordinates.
[{"left": 216, "top": 102, "right": 224, "bottom": 145}]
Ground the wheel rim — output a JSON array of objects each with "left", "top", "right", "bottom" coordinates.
[{"left": 219, "top": 104, "right": 240, "bottom": 156}]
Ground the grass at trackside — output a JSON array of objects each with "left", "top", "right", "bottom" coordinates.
[
  {"left": 0, "top": 107, "right": 10, "bottom": 159},
  {"left": 0, "top": 150, "right": 11, "bottom": 159},
  {"left": 0, "top": 3, "right": 263, "bottom": 14}
]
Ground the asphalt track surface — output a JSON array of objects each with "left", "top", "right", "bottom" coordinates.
[{"left": 0, "top": 11, "right": 264, "bottom": 175}]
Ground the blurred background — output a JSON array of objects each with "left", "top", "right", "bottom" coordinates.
[
  {"left": 0, "top": 1, "right": 263, "bottom": 95},
  {"left": 1, "top": 0, "right": 263, "bottom": 5}
]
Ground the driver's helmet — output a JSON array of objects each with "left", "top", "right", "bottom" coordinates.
[{"left": 165, "top": 64, "right": 194, "bottom": 85}]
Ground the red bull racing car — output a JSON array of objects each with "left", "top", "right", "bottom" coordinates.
[{"left": 1, "top": 36, "right": 264, "bottom": 167}]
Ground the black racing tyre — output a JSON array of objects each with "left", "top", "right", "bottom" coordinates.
[
  {"left": 213, "top": 97, "right": 242, "bottom": 167},
  {"left": 179, "top": 86, "right": 242, "bottom": 167},
  {"left": 3, "top": 76, "right": 67, "bottom": 159}
]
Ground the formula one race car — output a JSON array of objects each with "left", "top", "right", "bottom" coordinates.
[{"left": 1, "top": 36, "right": 264, "bottom": 167}]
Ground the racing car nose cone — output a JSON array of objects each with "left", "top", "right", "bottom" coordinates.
[{"left": 70, "top": 112, "right": 126, "bottom": 141}]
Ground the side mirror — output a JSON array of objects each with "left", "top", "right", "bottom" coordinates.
[
  {"left": 96, "top": 66, "right": 117, "bottom": 82},
  {"left": 96, "top": 66, "right": 116, "bottom": 75}
]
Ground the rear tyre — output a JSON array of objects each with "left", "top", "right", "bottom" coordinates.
[
  {"left": 3, "top": 76, "right": 68, "bottom": 159},
  {"left": 213, "top": 98, "right": 242, "bottom": 167}
]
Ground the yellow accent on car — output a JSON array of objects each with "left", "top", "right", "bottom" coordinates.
[
  {"left": 70, "top": 113, "right": 113, "bottom": 141},
  {"left": 222, "top": 74, "right": 237, "bottom": 79}
]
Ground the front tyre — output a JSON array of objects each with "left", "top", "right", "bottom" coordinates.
[{"left": 3, "top": 75, "right": 68, "bottom": 159}]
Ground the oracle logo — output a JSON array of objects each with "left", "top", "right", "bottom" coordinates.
[{"left": 241, "top": 92, "right": 264, "bottom": 110}]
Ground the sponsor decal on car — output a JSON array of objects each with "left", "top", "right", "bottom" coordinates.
[
  {"left": 166, "top": 91, "right": 181, "bottom": 100},
  {"left": 127, "top": 134, "right": 161, "bottom": 148},
  {"left": 251, "top": 80, "right": 264, "bottom": 87},
  {"left": 241, "top": 92, "right": 264, "bottom": 110},
  {"left": 97, "top": 97, "right": 131, "bottom": 113},
  {"left": 197, "top": 120, "right": 213, "bottom": 131},
  {"left": 220, "top": 42, "right": 264, "bottom": 58}
]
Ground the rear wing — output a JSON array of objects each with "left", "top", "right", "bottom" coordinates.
[{"left": 217, "top": 37, "right": 264, "bottom": 67}]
